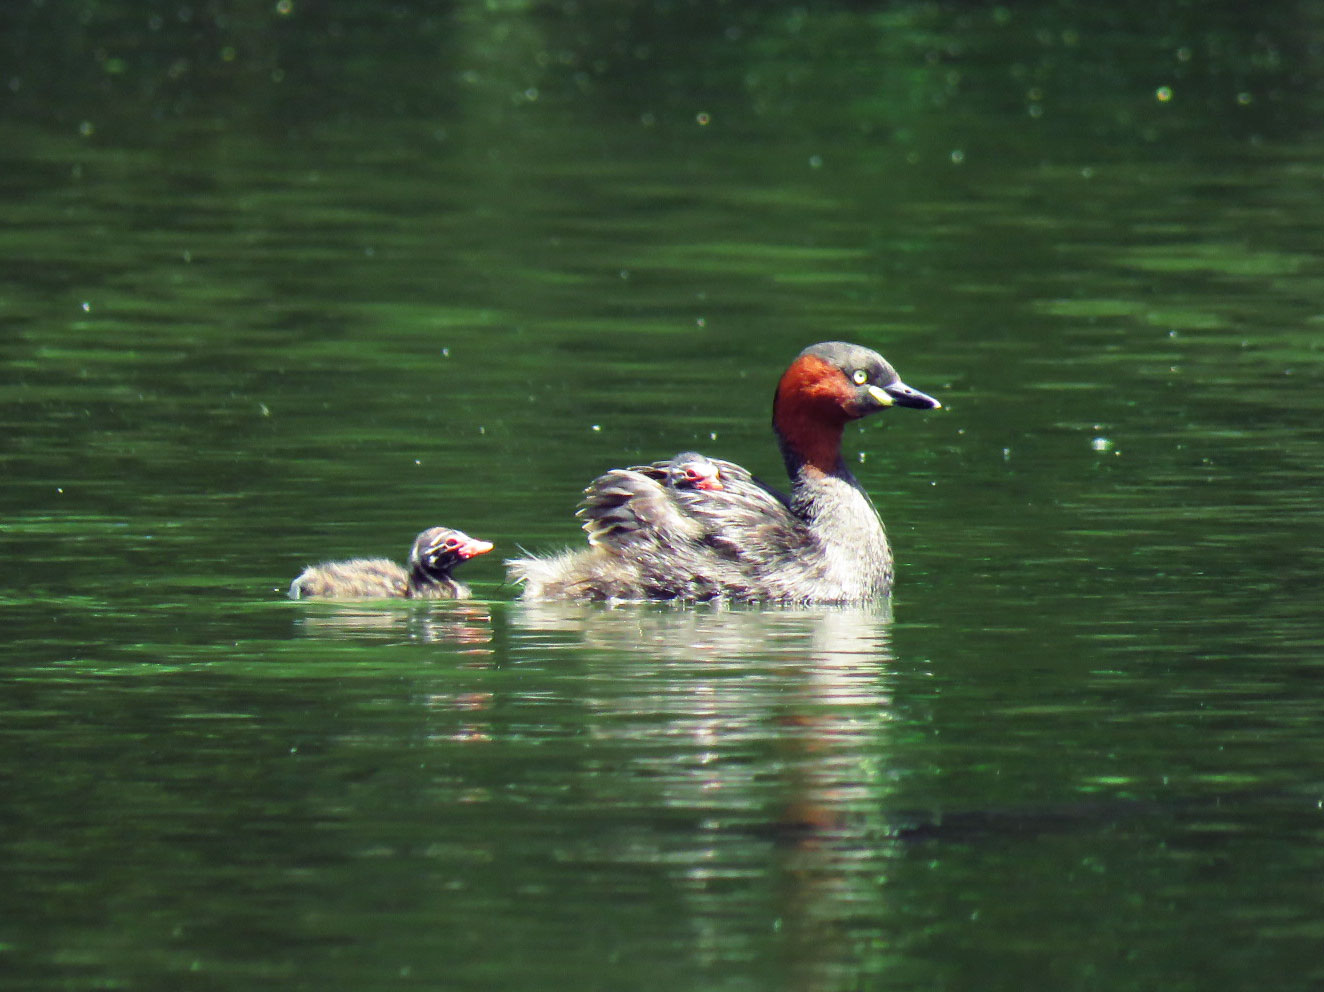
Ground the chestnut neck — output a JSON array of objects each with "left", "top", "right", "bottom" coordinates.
[{"left": 772, "top": 355, "right": 852, "bottom": 480}]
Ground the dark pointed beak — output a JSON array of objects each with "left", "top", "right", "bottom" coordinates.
[{"left": 883, "top": 379, "right": 941, "bottom": 410}]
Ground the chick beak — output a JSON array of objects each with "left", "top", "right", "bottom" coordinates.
[{"left": 459, "top": 538, "right": 495, "bottom": 559}]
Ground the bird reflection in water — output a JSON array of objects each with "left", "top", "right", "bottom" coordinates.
[
  {"left": 294, "top": 602, "right": 499, "bottom": 742},
  {"left": 508, "top": 602, "right": 902, "bottom": 987},
  {"left": 291, "top": 602, "right": 494, "bottom": 652}
]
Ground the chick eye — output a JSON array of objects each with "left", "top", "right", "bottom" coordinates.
[{"left": 852, "top": 369, "right": 869, "bottom": 385}]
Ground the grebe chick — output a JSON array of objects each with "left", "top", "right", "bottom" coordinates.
[{"left": 290, "top": 526, "right": 493, "bottom": 600}]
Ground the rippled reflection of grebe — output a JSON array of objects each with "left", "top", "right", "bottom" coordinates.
[
  {"left": 507, "top": 342, "right": 939, "bottom": 603},
  {"left": 289, "top": 526, "right": 493, "bottom": 600}
]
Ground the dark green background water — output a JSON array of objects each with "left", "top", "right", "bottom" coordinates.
[{"left": 3, "top": 2, "right": 1323, "bottom": 989}]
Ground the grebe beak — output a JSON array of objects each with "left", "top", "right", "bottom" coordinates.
[
  {"left": 879, "top": 379, "right": 941, "bottom": 410},
  {"left": 460, "top": 539, "right": 495, "bottom": 559}
]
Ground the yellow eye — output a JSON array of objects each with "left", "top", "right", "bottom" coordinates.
[{"left": 852, "top": 369, "right": 869, "bottom": 385}]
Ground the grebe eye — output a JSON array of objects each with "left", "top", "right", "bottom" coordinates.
[{"left": 852, "top": 369, "right": 869, "bottom": 385}]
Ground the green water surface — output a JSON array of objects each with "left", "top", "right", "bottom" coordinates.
[{"left": 3, "top": 2, "right": 1323, "bottom": 990}]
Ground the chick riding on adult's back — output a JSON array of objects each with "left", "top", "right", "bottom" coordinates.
[{"left": 506, "top": 341, "right": 939, "bottom": 603}]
